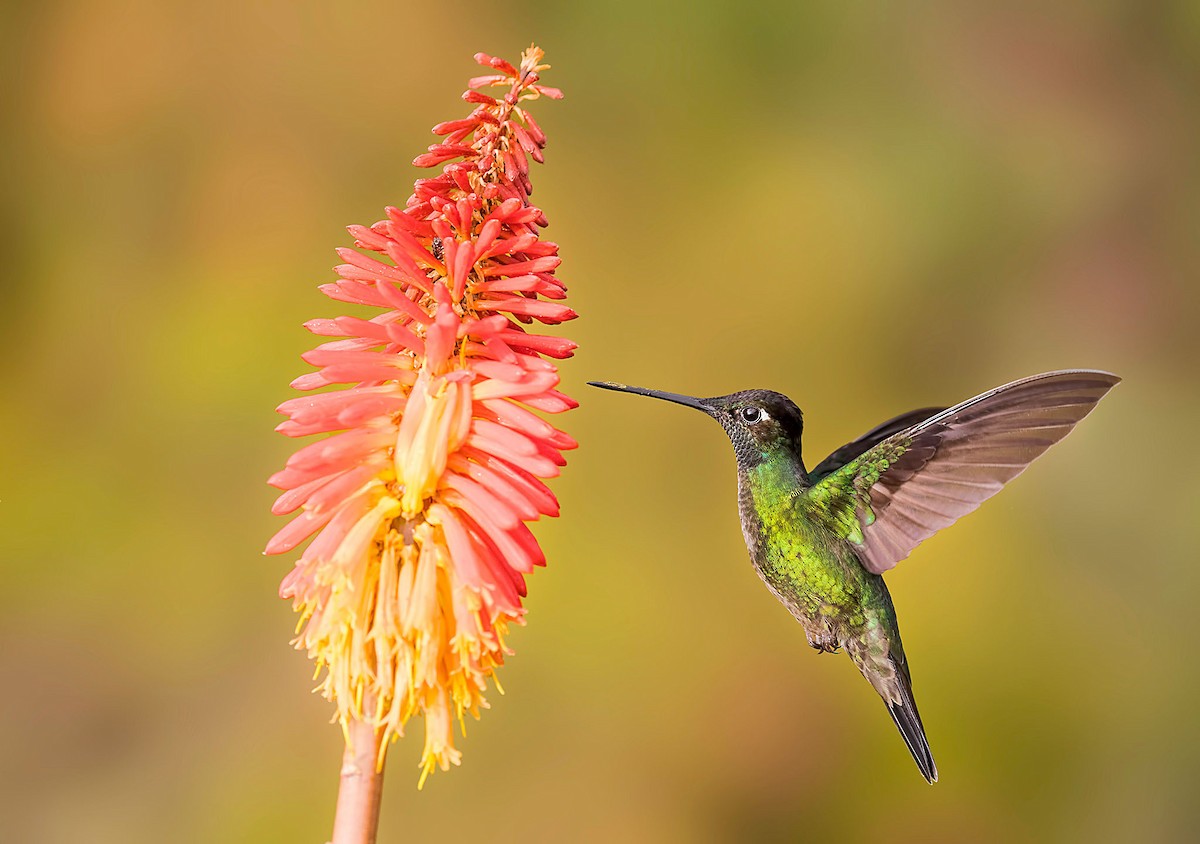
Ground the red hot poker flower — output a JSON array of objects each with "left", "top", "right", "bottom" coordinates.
[{"left": 266, "top": 46, "right": 574, "bottom": 786}]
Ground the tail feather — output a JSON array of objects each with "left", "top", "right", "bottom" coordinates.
[{"left": 886, "top": 678, "right": 937, "bottom": 783}]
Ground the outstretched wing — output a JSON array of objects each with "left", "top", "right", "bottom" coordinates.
[
  {"left": 805, "top": 370, "right": 1120, "bottom": 575},
  {"left": 808, "top": 407, "right": 946, "bottom": 482}
]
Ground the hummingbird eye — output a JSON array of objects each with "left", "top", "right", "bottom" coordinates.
[{"left": 739, "top": 406, "right": 762, "bottom": 424}]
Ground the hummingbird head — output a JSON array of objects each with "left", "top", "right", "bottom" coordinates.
[{"left": 588, "top": 382, "right": 805, "bottom": 469}]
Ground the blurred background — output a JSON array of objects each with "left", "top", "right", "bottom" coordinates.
[{"left": 2, "top": 2, "right": 1198, "bottom": 842}]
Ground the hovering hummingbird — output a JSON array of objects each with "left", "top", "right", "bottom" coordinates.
[{"left": 589, "top": 370, "right": 1120, "bottom": 782}]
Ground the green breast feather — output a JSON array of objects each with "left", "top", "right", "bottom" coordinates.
[{"left": 745, "top": 444, "right": 911, "bottom": 621}]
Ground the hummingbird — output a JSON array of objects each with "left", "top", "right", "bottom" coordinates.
[{"left": 588, "top": 370, "right": 1120, "bottom": 782}]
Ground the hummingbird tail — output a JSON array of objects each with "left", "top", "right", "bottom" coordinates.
[{"left": 884, "top": 671, "right": 938, "bottom": 783}]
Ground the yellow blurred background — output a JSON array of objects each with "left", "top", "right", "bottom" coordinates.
[{"left": 3, "top": 2, "right": 1198, "bottom": 842}]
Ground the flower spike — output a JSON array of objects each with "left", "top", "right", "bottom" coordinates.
[{"left": 267, "top": 46, "right": 572, "bottom": 788}]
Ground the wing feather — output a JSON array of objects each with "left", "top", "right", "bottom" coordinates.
[
  {"left": 810, "top": 370, "right": 1120, "bottom": 575},
  {"left": 809, "top": 407, "right": 947, "bottom": 481}
]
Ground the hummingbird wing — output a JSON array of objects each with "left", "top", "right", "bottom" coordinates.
[
  {"left": 805, "top": 370, "right": 1120, "bottom": 574},
  {"left": 808, "top": 407, "right": 947, "bottom": 482}
]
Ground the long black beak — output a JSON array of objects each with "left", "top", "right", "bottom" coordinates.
[{"left": 587, "top": 381, "right": 710, "bottom": 413}]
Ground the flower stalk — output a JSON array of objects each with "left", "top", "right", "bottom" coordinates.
[
  {"left": 267, "top": 44, "right": 572, "bottom": 828},
  {"left": 330, "top": 720, "right": 385, "bottom": 844}
]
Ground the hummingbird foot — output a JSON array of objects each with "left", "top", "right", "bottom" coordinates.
[{"left": 805, "top": 628, "right": 840, "bottom": 654}]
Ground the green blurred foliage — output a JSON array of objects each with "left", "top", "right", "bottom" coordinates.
[{"left": 2, "top": 1, "right": 1198, "bottom": 842}]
